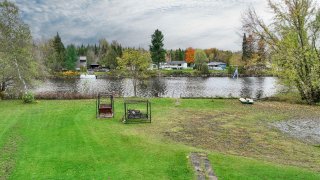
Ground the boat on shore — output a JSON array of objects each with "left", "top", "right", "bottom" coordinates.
[
  {"left": 239, "top": 98, "right": 254, "bottom": 104},
  {"left": 80, "top": 74, "right": 97, "bottom": 79}
]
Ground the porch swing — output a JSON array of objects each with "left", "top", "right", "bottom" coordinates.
[{"left": 96, "top": 93, "right": 114, "bottom": 118}]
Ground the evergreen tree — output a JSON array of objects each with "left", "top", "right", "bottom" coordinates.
[
  {"left": 94, "top": 44, "right": 98, "bottom": 55},
  {"left": 242, "top": 33, "right": 249, "bottom": 61},
  {"left": 65, "top": 44, "right": 78, "bottom": 70},
  {"left": 170, "top": 49, "right": 174, "bottom": 61},
  {"left": 175, "top": 50, "right": 179, "bottom": 61},
  {"left": 77, "top": 44, "right": 87, "bottom": 56},
  {"left": 53, "top": 32, "right": 65, "bottom": 71},
  {"left": 149, "top": 29, "right": 166, "bottom": 68},
  {"left": 179, "top": 48, "right": 184, "bottom": 61}
]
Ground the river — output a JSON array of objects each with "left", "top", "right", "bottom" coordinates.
[{"left": 34, "top": 77, "right": 279, "bottom": 98}]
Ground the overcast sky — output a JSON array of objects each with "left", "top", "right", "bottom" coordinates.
[{"left": 13, "top": 0, "right": 272, "bottom": 51}]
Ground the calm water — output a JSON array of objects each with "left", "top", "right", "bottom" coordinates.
[{"left": 34, "top": 77, "right": 279, "bottom": 98}]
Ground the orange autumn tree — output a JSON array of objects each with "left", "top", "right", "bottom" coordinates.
[{"left": 185, "top": 47, "right": 195, "bottom": 64}]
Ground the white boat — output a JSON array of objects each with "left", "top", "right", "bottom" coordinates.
[
  {"left": 239, "top": 98, "right": 254, "bottom": 104},
  {"left": 80, "top": 74, "right": 96, "bottom": 79}
]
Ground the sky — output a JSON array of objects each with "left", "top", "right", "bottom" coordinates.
[{"left": 12, "top": 0, "right": 272, "bottom": 51}]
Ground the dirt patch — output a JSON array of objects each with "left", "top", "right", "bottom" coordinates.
[
  {"left": 189, "top": 153, "right": 218, "bottom": 180},
  {"left": 160, "top": 107, "right": 320, "bottom": 172},
  {"left": 273, "top": 118, "right": 320, "bottom": 145},
  {"left": 163, "top": 111, "right": 254, "bottom": 153}
]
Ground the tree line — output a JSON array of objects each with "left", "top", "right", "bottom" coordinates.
[{"left": 38, "top": 33, "right": 123, "bottom": 73}]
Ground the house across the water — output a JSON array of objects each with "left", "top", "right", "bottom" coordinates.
[
  {"left": 76, "top": 56, "right": 87, "bottom": 71},
  {"left": 90, "top": 63, "right": 100, "bottom": 69},
  {"left": 208, "top": 62, "right": 227, "bottom": 70},
  {"left": 160, "top": 61, "right": 188, "bottom": 70}
]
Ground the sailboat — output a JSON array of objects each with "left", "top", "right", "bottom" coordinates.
[{"left": 232, "top": 67, "right": 239, "bottom": 79}]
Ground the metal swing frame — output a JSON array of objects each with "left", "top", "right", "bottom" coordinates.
[
  {"left": 96, "top": 93, "right": 114, "bottom": 118},
  {"left": 123, "top": 99, "right": 151, "bottom": 124}
]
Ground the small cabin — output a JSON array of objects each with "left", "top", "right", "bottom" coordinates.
[
  {"left": 208, "top": 62, "right": 227, "bottom": 70},
  {"left": 76, "top": 56, "right": 87, "bottom": 71}
]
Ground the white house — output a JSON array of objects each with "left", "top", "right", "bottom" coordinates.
[
  {"left": 76, "top": 56, "right": 87, "bottom": 71},
  {"left": 208, "top": 62, "right": 227, "bottom": 70},
  {"left": 160, "top": 61, "right": 188, "bottom": 70}
]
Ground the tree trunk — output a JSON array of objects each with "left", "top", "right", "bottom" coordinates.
[
  {"left": 0, "top": 82, "right": 5, "bottom": 100},
  {"left": 14, "top": 59, "right": 27, "bottom": 93},
  {"left": 133, "top": 78, "right": 137, "bottom": 97}
]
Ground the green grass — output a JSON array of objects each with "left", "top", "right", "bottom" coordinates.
[
  {"left": 209, "top": 153, "right": 320, "bottom": 180},
  {"left": 1, "top": 99, "right": 320, "bottom": 179}
]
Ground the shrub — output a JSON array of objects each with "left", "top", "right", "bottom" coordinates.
[
  {"left": 0, "top": 91, "right": 4, "bottom": 100},
  {"left": 200, "top": 64, "right": 209, "bottom": 75},
  {"left": 35, "top": 92, "right": 96, "bottom": 100},
  {"left": 62, "top": 71, "right": 80, "bottom": 76},
  {"left": 22, "top": 92, "right": 35, "bottom": 103},
  {"left": 80, "top": 66, "right": 87, "bottom": 73}
]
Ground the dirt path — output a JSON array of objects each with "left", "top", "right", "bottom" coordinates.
[{"left": 190, "top": 153, "right": 218, "bottom": 180}]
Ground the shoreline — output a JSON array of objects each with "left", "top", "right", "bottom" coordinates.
[{"left": 52, "top": 73, "right": 276, "bottom": 79}]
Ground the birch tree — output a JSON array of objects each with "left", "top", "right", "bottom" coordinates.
[{"left": 0, "top": 0, "right": 38, "bottom": 97}]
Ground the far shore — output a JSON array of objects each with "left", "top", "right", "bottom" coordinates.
[{"left": 52, "top": 70, "right": 276, "bottom": 79}]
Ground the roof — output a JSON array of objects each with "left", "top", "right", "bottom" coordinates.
[
  {"left": 168, "top": 61, "right": 187, "bottom": 65},
  {"left": 79, "top": 56, "right": 87, "bottom": 60},
  {"left": 208, "top": 62, "right": 226, "bottom": 66}
]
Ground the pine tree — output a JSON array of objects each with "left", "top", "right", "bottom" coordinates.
[
  {"left": 53, "top": 32, "right": 65, "bottom": 71},
  {"left": 242, "top": 33, "right": 249, "bottom": 61},
  {"left": 178, "top": 48, "right": 184, "bottom": 61},
  {"left": 65, "top": 44, "right": 78, "bottom": 70},
  {"left": 149, "top": 29, "right": 166, "bottom": 69},
  {"left": 94, "top": 44, "right": 98, "bottom": 55},
  {"left": 175, "top": 50, "right": 179, "bottom": 61},
  {"left": 170, "top": 49, "right": 174, "bottom": 61}
]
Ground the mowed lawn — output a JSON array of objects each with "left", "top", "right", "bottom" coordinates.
[{"left": 0, "top": 99, "right": 320, "bottom": 179}]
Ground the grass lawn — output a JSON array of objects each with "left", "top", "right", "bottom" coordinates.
[{"left": 0, "top": 99, "right": 320, "bottom": 179}]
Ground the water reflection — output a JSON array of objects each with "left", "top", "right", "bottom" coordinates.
[
  {"left": 34, "top": 77, "right": 278, "bottom": 98},
  {"left": 240, "top": 78, "right": 254, "bottom": 98},
  {"left": 255, "top": 78, "right": 265, "bottom": 99}
]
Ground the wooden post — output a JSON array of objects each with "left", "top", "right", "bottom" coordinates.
[{"left": 149, "top": 102, "right": 152, "bottom": 123}]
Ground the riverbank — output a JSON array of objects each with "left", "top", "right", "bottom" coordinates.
[
  {"left": 1, "top": 99, "right": 319, "bottom": 179},
  {"left": 52, "top": 69, "right": 275, "bottom": 79}
]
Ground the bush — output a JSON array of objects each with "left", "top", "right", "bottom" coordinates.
[
  {"left": 22, "top": 92, "right": 35, "bottom": 104},
  {"left": 0, "top": 91, "right": 4, "bottom": 100},
  {"left": 62, "top": 71, "right": 80, "bottom": 76},
  {"left": 80, "top": 66, "right": 87, "bottom": 73},
  {"left": 200, "top": 64, "right": 209, "bottom": 75},
  {"left": 35, "top": 92, "right": 97, "bottom": 100}
]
